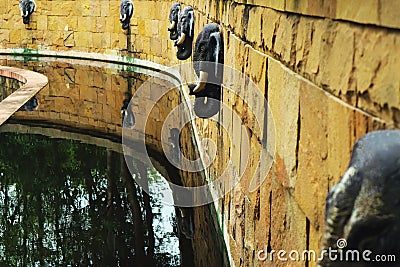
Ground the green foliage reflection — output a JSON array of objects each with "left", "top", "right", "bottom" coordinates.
[{"left": 0, "top": 132, "right": 180, "bottom": 266}]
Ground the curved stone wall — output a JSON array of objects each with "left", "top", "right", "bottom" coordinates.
[
  {"left": 0, "top": 54, "right": 229, "bottom": 266},
  {"left": 1, "top": 1, "right": 399, "bottom": 266}
]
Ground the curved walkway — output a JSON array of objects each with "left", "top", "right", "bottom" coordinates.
[{"left": 0, "top": 66, "right": 48, "bottom": 126}]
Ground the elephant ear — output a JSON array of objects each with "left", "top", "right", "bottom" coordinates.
[
  {"left": 29, "top": 3, "right": 34, "bottom": 14},
  {"left": 29, "top": 0, "right": 36, "bottom": 13},
  {"left": 176, "top": 5, "right": 181, "bottom": 21},
  {"left": 19, "top": 0, "right": 27, "bottom": 16},
  {"left": 169, "top": 3, "right": 180, "bottom": 22},
  {"left": 127, "top": 1, "right": 133, "bottom": 18},
  {"left": 208, "top": 31, "right": 222, "bottom": 77}
]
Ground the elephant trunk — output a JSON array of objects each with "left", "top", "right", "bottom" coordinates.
[
  {"left": 194, "top": 96, "right": 221, "bottom": 118},
  {"left": 176, "top": 37, "right": 193, "bottom": 60},
  {"left": 23, "top": 15, "right": 30, "bottom": 24},
  {"left": 168, "top": 2, "right": 180, "bottom": 40},
  {"left": 191, "top": 71, "right": 208, "bottom": 94},
  {"left": 193, "top": 83, "right": 221, "bottom": 118},
  {"left": 121, "top": 21, "right": 130, "bottom": 30},
  {"left": 21, "top": 7, "right": 30, "bottom": 24},
  {"left": 170, "top": 30, "right": 179, "bottom": 40}
]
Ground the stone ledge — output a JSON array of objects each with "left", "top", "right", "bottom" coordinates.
[
  {"left": 0, "top": 66, "right": 48, "bottom": 126},
  {"left": 0, "top": 48, "right": 183, "bottom": 87}
]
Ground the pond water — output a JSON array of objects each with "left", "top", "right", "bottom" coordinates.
[
  {"left": 0, "top": 57, "right": 193, "bottom": 266},
  {"left": 0, "top": 131, "right": 180, "bottom": 266}
]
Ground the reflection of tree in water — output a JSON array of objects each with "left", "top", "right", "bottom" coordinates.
[{"left": 0, "top": 132, "right": 180, "bottom": 266}]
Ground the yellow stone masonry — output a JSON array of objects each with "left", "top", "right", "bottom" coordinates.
[{"left": 1, "top": 0, "right": 399, "bottom": 266}]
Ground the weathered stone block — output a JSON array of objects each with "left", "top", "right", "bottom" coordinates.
[
  {"left": 380, "top": 1, "right": 400, "bottom": 29},
  {"left": 1, "top": 14, "right": 14, "bottom": 29},
  {"left": 260, "top": 8, "right": 280, "bottom": 51},
  {"left": 270, "top": 181, "right": 307, "bottom": 266},
  {"left": 77, "top": 17, "right": 96, "bottom": 32},
  {"left": 295, "top": 78, "right": 386, "bottom": 229},
  {"left": 95, "top": 17, "right": 106, "bottom": 33},
  {"left": 9, "top": 29, "right": 21, "bottom": 44},
  {"left": 285, "top": 0, "right": 337, "bottom": 18},
  {"left": 110, "top": 32, "right": 125, "bottom": 49},
  {"left": 354, "top": 29, "right": 400, "bottom": 122},
  {"left": 51, "top": 1, "right": 75, "bottom": 16},
  {"left": 80, "top": 0, "right": 101, "bottom": 17},
  {"left": 137, "top": 18, "right": 146, "bottom": 37},
  {"left": 284, "top": 0, "right": 309, "bottom": 15},
  {"left": 108, "top": 1, "right": 120, "bottom": 18},
  {"left": 36, "top": 15, "right": 48, "bottom": 31},
  {"left": 0, "top": 29, "right": 10, "bottom": 44},
  {"left": 74, "top": 31, "right": 93, "bottom": 48},
  {"left": 143, "top": 19, "right": 154, "bottom": 38},
  {"left": 274, "top": 14, "right": 299, "bottom": 64},
  {"left": 336, "top": 0, "right": 378, "bottom": 26},
  {"left": 295, "top": 81, "right": 330, "bottom": 229},
  {"left": 92, "top": 32, "right": 103, "bottom": 49},
  {"left": 105, "top": 17, "right": 116, "bottom": 32},
  {"left": 246, "top": 7, "right": 262, "bottom": 47},
  {"left": 242, "top": 46, "right": 267, "bottom": 141},
  {"left": 268, "top": 59, "right": 300, "bottom": 188},
  {"left": 151, "top": 20, "right": 159, "bottom": 36},
  {"left": 318, "top": 22, "right": 355, "bottom": 100},
  {"left": 294, "top": 16, "right": 313, "bottom": 70},
  {"left": 100, "top": 1, "right": 110, "bottom": 17},
  {"left": 304, "top": 19, "right": 325, "bottom": 76},
  {"left": 227, "top": 2, "right": 245, "bottom": 39},
  {"left": 150, "top": 37, "right": 162, "bottom": 57},
  {"left": 65, "top": 16, "right": 78, "bottom": 31}
]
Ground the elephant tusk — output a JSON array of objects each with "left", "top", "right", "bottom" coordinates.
[
  {"left": 121, "top": 14, "right": 126, "bottom": 22},
  {"left": 176, "top": 33, "right": 186, "bottom": 45},
  {"left": 199, "top": 71, "right": 209, "bottom": 83},
  {"left": 24, "top": 10, "right": 29, "bottom": 17},
  {"left": 193, "top": 71, "right": 208, "bottom": 93},
  {"left": 168, "top": 21, "right": 176, "bottom": 30}
]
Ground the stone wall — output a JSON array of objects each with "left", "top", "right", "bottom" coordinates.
[
  {"left": 1, "top": 0, "right": 399, "bottom": 266},
  {"left": 0, "top": 0, "right": 180, "bottom": 64},
  {"left": 171, "top": 1, "right": 399, "bottom": 267}
]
